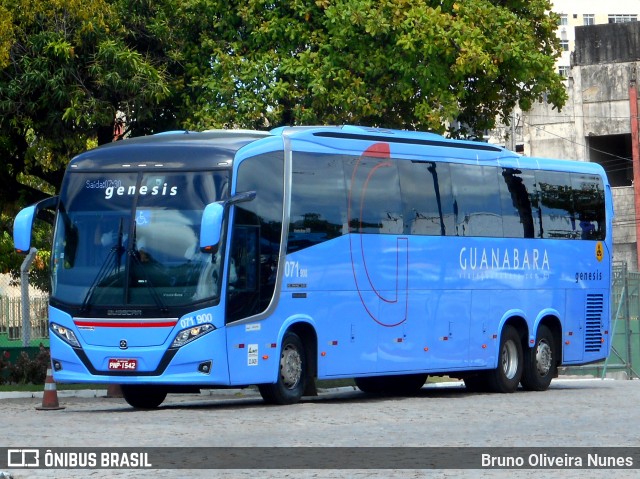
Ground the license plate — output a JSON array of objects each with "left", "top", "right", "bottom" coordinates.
[{"left": 108, "top": 358, "right": 138, "bottom": 370}]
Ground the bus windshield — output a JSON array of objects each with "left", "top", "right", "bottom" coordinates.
[{"left": 51, "top": 170, "right": 229, "bottom": 310}]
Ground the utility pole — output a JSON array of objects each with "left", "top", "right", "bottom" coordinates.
[
  {"left": 629, "top": 65, "right": 640, "bottom": 270},
  {"left": 20, "top": 247, "right": 37, "bottom": 347},
  {"left": 511, "top": 110, "right": 517, "bottom": 151}
]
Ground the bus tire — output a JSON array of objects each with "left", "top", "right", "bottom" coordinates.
[
  {"left": 487, "top": 325, "right": 523, "bottom": 393},
  {"left": 121, "top": 385, "right": 167, "bottom": 409},
  {"left": 521, "top": 324, "right": 556, "bottom": 391},
  {"left": 258, "top": 331, "right": 306, "bottom": 405},
  {"left": 355, "top": 374, "right": 427, "bottom": 395}
]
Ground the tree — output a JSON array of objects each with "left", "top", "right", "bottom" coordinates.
[
  {"left": 0, "top": 0, "right": 173, "bottom": 283},
  {"left": 0, "top": 0, "right": 171, "bottom": 210},
  {"left": 187, "top": 0, "right": 566, "bottom": 136}
]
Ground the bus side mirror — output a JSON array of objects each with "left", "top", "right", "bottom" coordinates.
[
  {"left": 200, "top": 203, "right": 224, "bottom": 254},
  {"left": 13, "top": 196, "right": 59, "bottom": 254},
  {"left": 200, "top": 191, "right": 256, "bottom": 254},
  {"left": 13, "top": 205, "right": 37, "bottom": 253}
]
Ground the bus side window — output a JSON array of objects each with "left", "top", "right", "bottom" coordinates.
[
  {"left": 536, "top": 171, "right": 576, "bottom": 239},
  {"left": 228, "top": 226, "right": 259, "bottom": 291},
  {"left": 345, "top": 155, "right": 403, "bottom": 235},
  {"left": 399, "top": 161, "right": 453, "bottom": 236},
  {"left": 449, "top": 164, "right": 503, "bottom": 237},
  {"left": 226, "top": 151, "right": 284, "bottom": 324},
  {"left": 572, "top": 173, "right": 606, "bottom": 241},
  {"left": 288, "top": 152, "right": 347, "bottom": 253},
  {"left": 500, "top": 168, "right": 535, "bottom": 239}
]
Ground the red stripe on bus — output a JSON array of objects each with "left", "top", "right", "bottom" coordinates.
[{"left": 74, "top": 321, "right": 177, "bottom": 328}]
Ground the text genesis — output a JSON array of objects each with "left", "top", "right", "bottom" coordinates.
[{"left": 105, "top": 184, "right": 177, "bottom": 200}]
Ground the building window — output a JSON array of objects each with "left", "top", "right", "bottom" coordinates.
[
  {"left": 560, "top": 40, "right": 569, "bottom": 51},
  {"left": 559, "top": 66, "right": 570, "bottom": 78},
  {"left": 584, "top": 14, "right": 595, "bottom": 26},
  {"left": 608, "top": 14, "right": 638, "bottom": 23},
  {"left": 559, "top": 14, "right": 568, "bottom": 26}
]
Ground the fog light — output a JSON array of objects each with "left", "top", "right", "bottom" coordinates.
[
  {"left": 198, "top": 361, "right": 212, "bottom": 374},
  {"left": 53, "top": 360, "right": 62, "bottom": 371}
]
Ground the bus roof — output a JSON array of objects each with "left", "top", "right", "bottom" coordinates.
[
  {"left": 273, "top": 124, "right": 506, "bottom": 153},
  {"left": 271, "top": 125, "right": 607, "bottom": 178},
  {"left": 67, "top": 130, "right": 270, "bottom": 171},
  {"left": 66, "top": 126, "right": 607, "bottom": 179}
]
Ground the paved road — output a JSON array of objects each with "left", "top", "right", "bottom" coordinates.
[{"left": 1, "top": 378, "right": 639, "bottom": 478}]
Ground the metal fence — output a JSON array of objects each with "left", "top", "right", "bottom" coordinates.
[
  {"left": 0, "top": 270, "right": 49, "bottom": 348},
  {"left": 562, "top": 262, "right": 640, "bottom": 379},
  {"left": 0, "top": 296, "right": 49, "bottom": 347}
]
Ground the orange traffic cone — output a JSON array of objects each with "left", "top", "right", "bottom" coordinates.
[{"left": 36, "top": 368, "right": 65, "bottom": 410}]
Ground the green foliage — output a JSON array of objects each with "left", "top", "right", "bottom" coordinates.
[
  {"left": 0, "top": 351, "right": 9, "bottom": 385},
  {"left": 0, "top": 346, "right": 50, "bottom": 385},
  {"left": 0, "top": 0, "right": 172, "bottom": 209},
  {"left": 185, "top": 0, "right": 567, "bottom": 136},
  {"left": 0, "top": 5, "right": 13, "bottom": 68},
  {"left": 0, "top": 214, "right": 52, "bottom": 295},
  {"left": 0, "top": 219, "right": 22, "bottom": 275}
]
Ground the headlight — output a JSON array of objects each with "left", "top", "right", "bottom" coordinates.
[
  {"left": 51, "top": 323, "right": 81, "bottom": 348},
  {"left": 171, "top": 323, "right": 216, "bottom": 348}
]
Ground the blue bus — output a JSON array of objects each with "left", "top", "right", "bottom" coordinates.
[{"left": 13, "top": 126, "right": 613, "bottom": 408}]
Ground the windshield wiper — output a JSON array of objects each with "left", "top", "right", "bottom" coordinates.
[{"left": 80, "top": 219, "right": 125, "bottom": 313}]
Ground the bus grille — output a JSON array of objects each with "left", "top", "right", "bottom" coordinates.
[{"left": 585, "top": 294, "right": 604, "bottom": 353}]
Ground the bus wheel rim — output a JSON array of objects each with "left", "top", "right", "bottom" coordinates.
[
  {"left": 502, "top": 340, "right": 518, "bottom": 380},
  {"left": 536, "top": 340, "right": 553, "bottom": 377},
  {"left": 281, "top": 344, "right": 302, "bottom": 389}
]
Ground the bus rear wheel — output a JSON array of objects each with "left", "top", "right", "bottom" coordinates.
[
  {"left": 486, "top": 325, "right": 523, "bottom": 393},
  {"left": 521, "top": 324, "right": 556, "bottom": 391},
  {"left": 355, "top": 374, "right": 427, "bottom": 395},
  {"left": 121, "top": 385, "right": 167, "bottom": 409},
  {"left": 258, "top": 331, "right": 307, "bottom": 405}
]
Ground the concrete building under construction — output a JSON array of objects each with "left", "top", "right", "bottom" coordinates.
[{"left": 524, "top": 21, "right": 640, "bottom": 270}]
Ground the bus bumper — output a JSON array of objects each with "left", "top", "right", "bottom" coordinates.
[{"left": 48, "top": 328, "right": 231, "bottom": 386}]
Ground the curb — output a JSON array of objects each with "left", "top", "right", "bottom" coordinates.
[
  {"left": 0, "top": 389, "right": 109, "bottom": 400},
  {"left": 0, "top": 387, "right": 258, "bottom": 400}
]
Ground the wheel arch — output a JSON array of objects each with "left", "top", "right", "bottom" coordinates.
[
  {"left": 534, "top": 313, "right": 563, "bottom": 365},
  {"left": 501, "top": 311, "right": 561, "bottom": 364},
  {"left": 281, "top": 317, "right": 318, "bottom": 396},
  {"left": 500, "top": 312, "right": 529, "bottom": 344}
]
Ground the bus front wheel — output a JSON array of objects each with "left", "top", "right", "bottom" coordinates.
[
  {"left": 487, "top": 325, "right": 523, "bottom": 393},
  {"left": 521, "top": 324, "right": 556, "bottom": 391},
  {"left": 258, "top": 331, "right": 307, "bottom": 405},
  {"left": 121, "top": 385, "right": 167, "bottom": 409}
]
